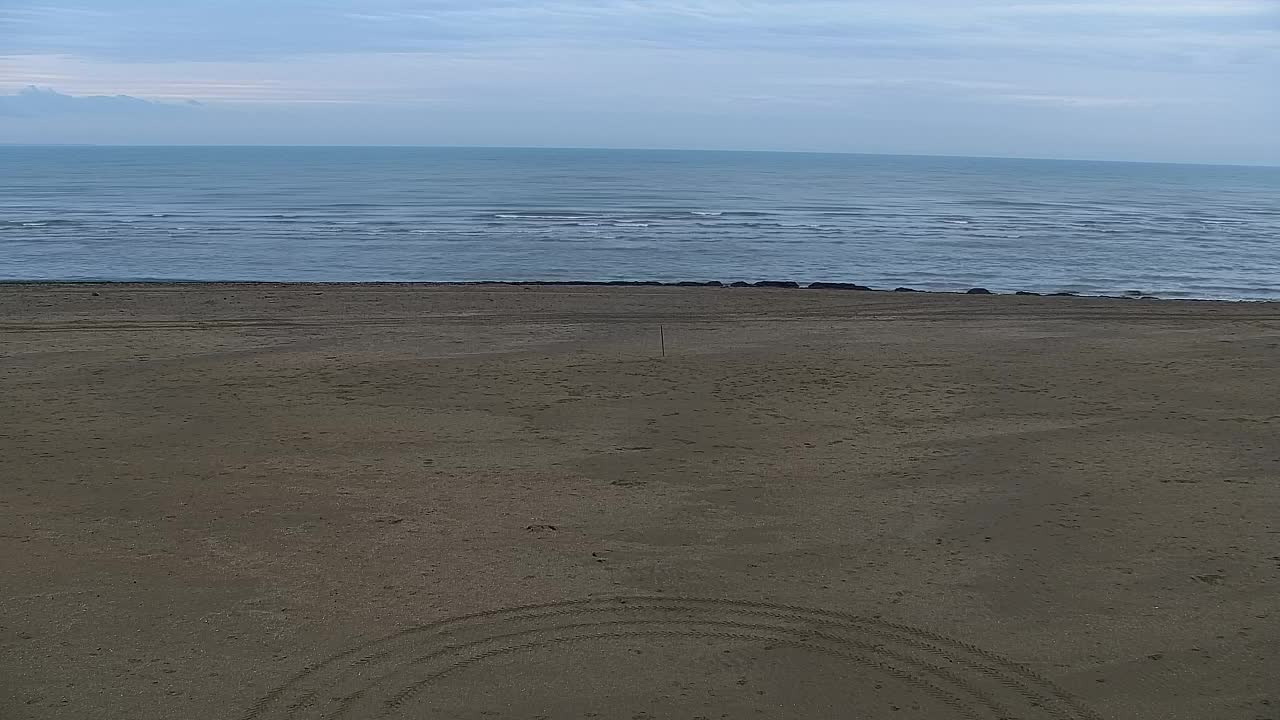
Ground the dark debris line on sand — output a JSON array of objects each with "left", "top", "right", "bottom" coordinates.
[
  {"left": 444, "top": 280, "right": 1105, "bottom": 297},
  {"left": 6, "top": 278, "right": 1227, "bottom": 300}
]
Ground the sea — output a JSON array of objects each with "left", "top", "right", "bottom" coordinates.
[{"left": 2, "top": 146, "right": 1278, "bottom": 299}]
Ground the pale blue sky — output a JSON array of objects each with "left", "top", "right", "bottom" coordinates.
[{"left": 2, "top": 1, "right": 1277, "bottom": 163}]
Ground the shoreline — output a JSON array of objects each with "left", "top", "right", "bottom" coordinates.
[{"left": 0, "top": 279, "right": 1270, "bottom": 303}]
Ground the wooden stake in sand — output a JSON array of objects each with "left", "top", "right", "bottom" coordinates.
[{"left": 660, "top": 325, "right": 666, "bottom": 358}]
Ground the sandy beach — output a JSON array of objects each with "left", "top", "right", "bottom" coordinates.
[{"left": 2, "top": 283, "right": 1277, "bottom": 720}]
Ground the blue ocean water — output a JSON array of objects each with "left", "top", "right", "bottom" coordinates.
[{"left": 2, "top": 146, "right": 1278, "bottom": 299}]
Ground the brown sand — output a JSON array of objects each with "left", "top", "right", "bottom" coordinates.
[{"left": 1, "top": 283, "right": 1277, "bottom": 720}]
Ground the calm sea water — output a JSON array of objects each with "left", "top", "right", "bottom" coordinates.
[{"left": 2, "top": 146, "right": 1278, "bottom": 299}]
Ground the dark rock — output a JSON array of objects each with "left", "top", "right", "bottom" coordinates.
[
  {"left": 1014, "top": 291, "right": 1040, "bottom": 296},
  {"left": 729, "top": 281, "right": 752, "bottom": 288},
  {"left": 1049, "top": 292, "right": 1078, "bottom": 297},
  {"left": 1139, "top": 295, "right": 1159, "bottom": 300},
  {"left": 893, "top": 287, "right": 921, "bottom": 293},
  {"left": 675, "top": 281, "right": 723, "bottom": 287},
  {"left": 966, "top": 287, "right": 993, "bottom": 295},
  {"left": 754, "top": 280, "right": 801, "bottom": 289},
  {"left": 808, "top": 282, "right": 873, "bottom": 291}
]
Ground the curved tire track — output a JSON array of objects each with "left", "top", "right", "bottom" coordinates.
[{"left": 241, "top": 596, "right": 1099, "bottom": 720}]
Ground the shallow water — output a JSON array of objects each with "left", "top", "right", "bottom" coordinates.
[{"left": 3, "top": 146, "right": 1278, "bottom": 299}]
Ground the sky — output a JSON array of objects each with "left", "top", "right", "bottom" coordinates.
[{"left": 1, "top": 0, "right": 1278, "bottom": 163}]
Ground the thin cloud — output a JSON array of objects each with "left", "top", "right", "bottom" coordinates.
[
  {"left": 997, "top": 1, "right": 1274, "bottom": 17},
  {"left": 995, "top": 93, "right": 1157, "bottom": 108},
  {"left": 1, "top": 0, "right": 1275, "bottom": 62}
]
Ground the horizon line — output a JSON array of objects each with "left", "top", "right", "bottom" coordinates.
[{"left": 1, "top": 143, "right": 1277, "bottom": 170}]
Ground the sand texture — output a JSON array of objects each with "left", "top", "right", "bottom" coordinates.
[{"left": 2, "top": 284, "right": 1278, "bottom": 719}]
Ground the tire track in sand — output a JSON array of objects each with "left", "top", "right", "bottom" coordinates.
[{"left": 242, "top": 596, "right": 1100, "bottom": 720}]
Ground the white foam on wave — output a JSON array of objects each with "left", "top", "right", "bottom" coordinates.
[{"left": 496, "top": 214, "right": 591, "bottom": 220}]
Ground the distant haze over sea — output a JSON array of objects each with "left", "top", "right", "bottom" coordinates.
[{"left": 3, "top": 146, "right": 1278, "bottom": 300}]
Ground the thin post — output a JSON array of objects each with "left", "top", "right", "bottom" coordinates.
[{"left": 660, "top": 325, "right": 666, "bottom": 358}]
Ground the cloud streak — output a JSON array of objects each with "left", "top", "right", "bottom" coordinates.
[{"left": 2, "top": 0, "right": 1276, "bottom": 63}]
